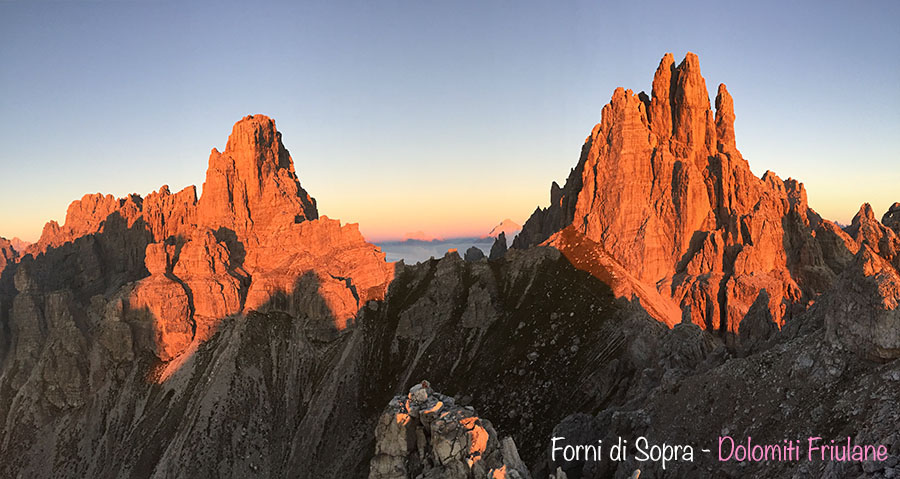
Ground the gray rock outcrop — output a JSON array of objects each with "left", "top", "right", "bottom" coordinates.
[
  {"left": 464, "top": 246, "right": 485, "bottom": 262},
  {"left": 489, "top": 233, "right": 508, "bottom": 261},
  {"left": 370, "top": 381, "right": 530, "bottom": 479}
]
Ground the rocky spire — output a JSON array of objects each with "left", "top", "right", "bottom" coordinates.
[
  {"left": 0, "top": 237, "right": 17, "bottom": 278},
  {"left": 823, "top": 245, "right": 900, "bottom": 361},
  {"left": 25, "top": 115, "right": 319, "bottom": 260},
  {"left": 196, "top": 114, "right": 318, "bottom": 244},
  {"left": 517, "top": 52, "right": 853, "bottom": 335},
  {"left": 882, "top": 202, "right": 900, "bottom": 234},
  {"left": 715, "top": 83, "right": 737, "bottom": 153},
  {"left": 670, "top": 52, "right": 716, "bottom": 158},
  {"left": 649, "top": 52, "right": 675, "bottom": 138},
  {"left": 489, "top": 232, "right": 508, "bottom": 260},
  {"left": 854, "top": 203, "right": 877, "bottom": 223},
  {"left": 845, "top": 202, "right": 899, "bottom": 268},
  {"left": 8, "top": 113, "right": 393, "bottom": 364}
]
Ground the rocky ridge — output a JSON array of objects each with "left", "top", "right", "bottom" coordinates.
[
  {"left": 0, "top": 238, "right": 16, "bottom": 278},
  {"left": 370, "top": 381, "right": 530, "bottom": 479},
  {"left": 6, "top": 115, "right": 393, "bottom": 362},
  {"left": 487, "top": 220, "right": 522, "bottom": 247},
  {"left": 0, "top": 54, "right": 897, "bottom": 479},
  {"left": 515, "top": 52, "right": 886, "bottom": 348}
]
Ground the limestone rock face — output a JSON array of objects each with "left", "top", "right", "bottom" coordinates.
[
  {"left": 182, "top": 114, "right": 392, "bottom": 333},
  {"left": 143, "top": 185, "right": 198, "bottom": 241},
  {"left": 669, "top": 52, "right": 716, "bottom": 160},
  {"left": 545, "top": 225, "right": 682, "bottom": 327},
  {"left": 369, "top": 381, "right": 531, "bottom": 479},
  {"left": 1, "top": 59, "right": 896, "bottom": 479},
  {"left": 846, "top": 203, "right": 900, "bottom": 269},
  {"left": 24, "top": 185, "right": 196, "bottom": 265},
  {"left": 737, "top": 289, "right": 778, "bottom": 355},
  {"left": 883, "top": 202, "right": 900, "bottom": 234},
  {"left": 464, "top": 246, "right": 485, "bottom": 262},
  {"left": 822, "top": 246, "right": 900, "bottom": 361},
  {"left": 7, "top": 114, "right": 392, "bottom": 363},
  {"left": 489, "top": 233, "right": 508, "bottom": 261},
  {"left": 244, "top": 217, "right": 394, "bottom": 331},
  {"left": 196, "top": 114, "right": 318, "bottom": 247},
  {"left": 22, "top": 192, "right": 155, "bottom": 302},
  {"left": 28, "top": 192, "right": 145, "bottom": 256},
  {"left": 7, "top": 266, "right": 47, "bottom": 389},
  {"left": 3, "top": 266, "right": 89, "bottom": 416},
  {"left": 516, "top": 52, "right": 851, "bottom": 335},
  {"left": 126, "top": 243, "right": 193, "bottom": 361},
  {"left": 395, "top": 253, "right": 466, "bottom": 341},
  {"left": 648, "top": 53, "right": 675, "bottom": 138},
  {"left": 9, "top": 237, "right": 31, "bottom": 254},
  {"left": 34, "top": 290, "right": 90, "bottom": 410},
  {"left": 0, "top": 237, "right": 17, "bottom": 277},
  {"left": 171, "top": 229, "right": 243, "bottom": 340},
  {"left": 24, "top": 116, "right": 319, "bottom": 263},
  {"left": 714, "top": 84, "right": 737, "bottom": 153}
]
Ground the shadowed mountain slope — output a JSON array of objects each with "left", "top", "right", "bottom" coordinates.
[{"left": 0, "top": 55, "right": 898, "bottom": 479}]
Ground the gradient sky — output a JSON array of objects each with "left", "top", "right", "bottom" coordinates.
[{"left": 1, "top": 0, "right": 898, "bottom": 242}]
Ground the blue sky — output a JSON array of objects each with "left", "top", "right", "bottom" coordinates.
[{"left": 1, "top": 0, "right": 898, "bottom": 241}]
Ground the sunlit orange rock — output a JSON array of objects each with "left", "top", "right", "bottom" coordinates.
[
  {"left": 8, "top": 237, "right": 30, "bottom": 254},
  {"left": 546, "top": 225, "right": 682, "bottom": 326},
  {"left": 196, "top": 114, "right": 318, "bottom": 247},
  {"left": 127, "top": 243, "right": 193, "bottom": 361},
  {"left": 244, "top": 217, "right": 394, "bottom": 330},
  {"left": 188, "top": 114, "right": 392, "bottom": 331},
  {"left": 715, "top": 83, "right": 737, "bottom": 153},
  {"left": 459, "top": 416, "right": 489, "bottom": 467},
  {"left": 518, "top": 52, "right": 854, "bottom": 337},
  {"left": 0, "top": 237, "right": 16, "bottom": 278},
  {"left": 845, "top": 203, "right": 899, "bottom": 269},
  {"left": 28, "top": 193, "right": 145, "bottom": 255},
  {"left": 143, "top": 185, "right": 198, "bottom": 241},
  {"left": 172, "top": 229, "right": 242, "bottom": 340},
  {"left": 26, "top": 185, "right": 195, "bottom": 257},
  {"left": 16, "top": 114, "right": 392, "bottom": 358},
  {"left": 648, "top": 52, "right": 675, "bottom": 139}
]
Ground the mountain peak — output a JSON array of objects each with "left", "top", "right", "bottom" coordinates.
[
  {"left": 197, "top": 114, "right": 318, "bottom": 243},
  {"left": 679, "top": 51, "right": 701, "bottom": 71},
  {"left": 486, "top": 219, "right": 521, "bottom": 244},
  {"left": 649, "top": 52, "right": 676, "bottom": 136},
  {"left": 715, "top": 83, "right": 737, "bottom": 152},
  {"left": 854, "top": 203, "right": 876, "bottom": 222},
  {"left": 223, "top": 114, "right": 288, "bottom": 165},
  {"left": 8, "top": 237, "right": 31, "bottom": 254},
  {"left": 402, "top": 231, "right": 439, "bottom": 242},
  {"left": 517, "top": 52, "right": 849, "bottom": 335},
  {"left": 883, "top": 202, "right": 900, "bottom": 234},
  {"left": 671, "top": 52, "right": 713, "bottom": 155}
]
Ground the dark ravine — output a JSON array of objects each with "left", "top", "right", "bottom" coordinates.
[{"left": 0, "top": 54, "right": 898, "bottom": 479}]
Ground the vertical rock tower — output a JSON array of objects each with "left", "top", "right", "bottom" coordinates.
[{"left": 516, "top": 52, "right": 855, "bottom": 336}]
